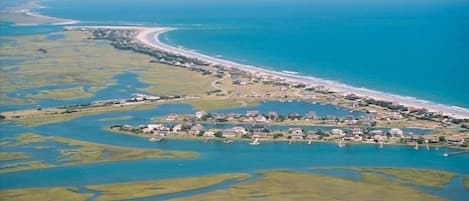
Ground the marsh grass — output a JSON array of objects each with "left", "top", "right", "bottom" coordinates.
[
  {"left": 0, "top": 187, "right": 93, "bottom": 201},
  {"left": 351, "top": 168, "right": 455, "bottom": 188},
  {"left": 0, "top": 152, "right": 30, "bottom": 161},
  {"left": 0, "top": 133, "right": 197, "bottom": 173},
  {"left": 87, "top": 173, "right": 249, "bottom": 201},
  {"left": 172, "top": 170, "right": 445, "bottom": 201}
]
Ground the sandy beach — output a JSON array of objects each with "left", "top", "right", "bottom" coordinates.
[
  {"left": 68, "top": 25, "right": 469, "bottom": 119},
  {"left": 137, "top": 27, "right": 469, "bottom": 119}
]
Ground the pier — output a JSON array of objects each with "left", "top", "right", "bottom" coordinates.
[{"left": 443, "top": 150, "right": 469, "bottom": 157}]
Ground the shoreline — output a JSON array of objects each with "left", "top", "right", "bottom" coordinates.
[
  {"left": 135, "top": 27, "right": 469, "bottom": 119},
  {"left": 0, "top": 1, "right": 79, "bottom": 26}
]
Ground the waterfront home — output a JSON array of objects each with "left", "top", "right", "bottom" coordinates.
[
  {"left": 401, "top": 134, "right": 420, "bottom": 143},
  {"left": 288, "top": 113, "right": 301, "bottom": 120},
  {"left": 422, "top": 135, "right": 440, "bottom": 144},
  {"left": 447, "top": 135, "right": 465, "bottom": 146},
  {"left": 254, "top": 115, "right": 267, "bottom": 123},
  {"left": 386, "top": 112, "right": 403, "bottom": 120},
  {"left": 195, "top": 111, "right": 208, "bottom": 119},
  {"left": 373, "top": 134, "right": 387, "bottom": 142},
  {"left": 306, "top": 132, "right": 321, "bottom": 140},
  {"left": 213, "top": 113, "right": 227, "bottom": 122},
  {"left": 222, "top": 127, "right": 246, "bottom": 138},
  {"left": 268, "top": 112, "right": 279, "bottom": 120},
  {"left": 147, "top": 124, "right": 164, "bottom": 131},
  {"left": 252, "top": 128, "right": 268, "bottom": 138},
  {"left": 246, "top": 110, "right": 260, "bottom": 117},
  {"left": 166, "top": 113, "right": 178, "bottom": 121},
  {"left": 389, "top": 128, "right": 404, "bottom": 137},
  {"left": 190, "top": 124, "right": 205, "bottom": 135},
  {"left": 330, "top": 128, "right": 344, "bottom": 136},
  {"left": 369, "top": 130, "right": 385, "bottom": 136},
  {"left": 121, "top": 125, "right": 133, "bottom": 132},
  {"left": 289, "top": 128, "right": 305, "bottom": 140},
  {"left": 203, "top": 130, "right": 216, "bottom": 138},
  {"left": 172, "top": 124, "right": 183, "bottom": 133},
  {"left": 226, "top": 112, "right": 242, "bottom": 120},
  {"left": 304, "top": 112, "right": 317, "bottom": 120}
]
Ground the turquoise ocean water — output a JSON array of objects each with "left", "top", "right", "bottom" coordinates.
[
  {"left": 1, "top": 1, "right": 469, "bottom": 200},
  {"left": 36, "top": 0, "right": 469, "bottom": 108}
]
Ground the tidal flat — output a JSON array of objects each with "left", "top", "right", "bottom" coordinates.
[
  {"left": 0, "top": 187, "right": 93, "bottom": 201},
  {"left": 171, "top": 170, "right": 446, "bottom": 201},
  {"left": 0, "top": 133, "right": 197, "bottom": 173},
  {"left": 0, "top": 31, "right": 218, "bottom": 107},
  {"left": 87, "top": 173, "right": 249, "bottom": 201},
  {"left": 349, "top": 168, "right": 455, "bottom": 188},
  {"left": 0, "top": 152, "right": 30, "bottom": 161}
]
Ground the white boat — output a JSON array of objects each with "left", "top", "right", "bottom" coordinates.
[
  {"left": 337, "top": 139, "right": 345, "bottom": 148},
  {"left": 414, "top": 142, "right": 419, "bottom": 150},
  {"left": 149, "top": 137, "right": 164, "bottom": 142},
  {"left": 308, "top": 140, "right": 312, "bottom": 144},
  {"left": 379, "top": 141, "right": 384, "bottom": 148},
  {"left": 249, "top": 138, "right": 260, "bottom": 145},
  {"left": 223, "top": 139, "right": 233, "bottom": 143}
]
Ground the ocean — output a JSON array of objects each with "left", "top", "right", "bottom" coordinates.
[{"left": 36, "top": 0, "right": 469, "bottom": 108}]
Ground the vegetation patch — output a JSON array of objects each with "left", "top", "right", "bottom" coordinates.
[
  {"left": 172, "top": 170, "right": 445, "bottom": 201},
  {"left": 350, "top": 168, "right": 455, "bottom": 188},
  {"left": 0, "top": 187, "right": 92, "bottom": 201},
  {"left": 0, "top": 161, "right": 52, "bottom": 174},
  {"left": 1, "top": 133, "right": 197, "bottom": 173},
  {"left": 87, "top": 173, "right": 250, "bottom": 201},
  {"left": 0, "top": 152, "right": 30, "bottom": 161}
]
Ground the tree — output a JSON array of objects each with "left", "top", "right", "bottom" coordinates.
[
  {"left": 214, "top": 131, "right": 223, "bottom": 138},
  {"left": 273, "top": 133, "right": 283, "bottom": 139},
  {"left": 439, "top": 136, "right": 445, "bottom": 142}
]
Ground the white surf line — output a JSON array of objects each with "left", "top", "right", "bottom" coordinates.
[{"left": 73, "top": 26, "right": 469, "bottom": 119}]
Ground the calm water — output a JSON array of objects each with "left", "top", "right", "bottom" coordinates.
[
  {"left": 1, "top": 0, "right": 469, "bottom": 200},
  {"left": 0, "top": 104, "right": 468, "bottom": 200},
  {"left": 36, "top": 0, "right": 469, "bottom": 108}
]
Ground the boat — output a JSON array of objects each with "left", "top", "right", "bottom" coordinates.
[
  {"left": 223, "top": 139, "right": 233, "bottom": 143},
  {"left": 249, "top": 138, "right": 260, "bottom": 145},
  {"left": 378, "top": 141, "right": 384, "bottom": 148},
  {"left": 307, "top": 140, "right": 312, "bottom": 144},
  {"left": 414, "top": 142, "right": 419, "bottom": 150},
  {"left": 337, "top": 139, "right": 345, "bottom": 148},
  {"left": 149, "top": 137, "right": 164, "bottom": 142}
]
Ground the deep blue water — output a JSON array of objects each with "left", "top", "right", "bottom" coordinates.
[{"left": 34, "top": 0, "right": 469, "bottom": 108}]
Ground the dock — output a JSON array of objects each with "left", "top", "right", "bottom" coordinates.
[{"left": 443, "top": 150, "right": 469, "bottom": 157}]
